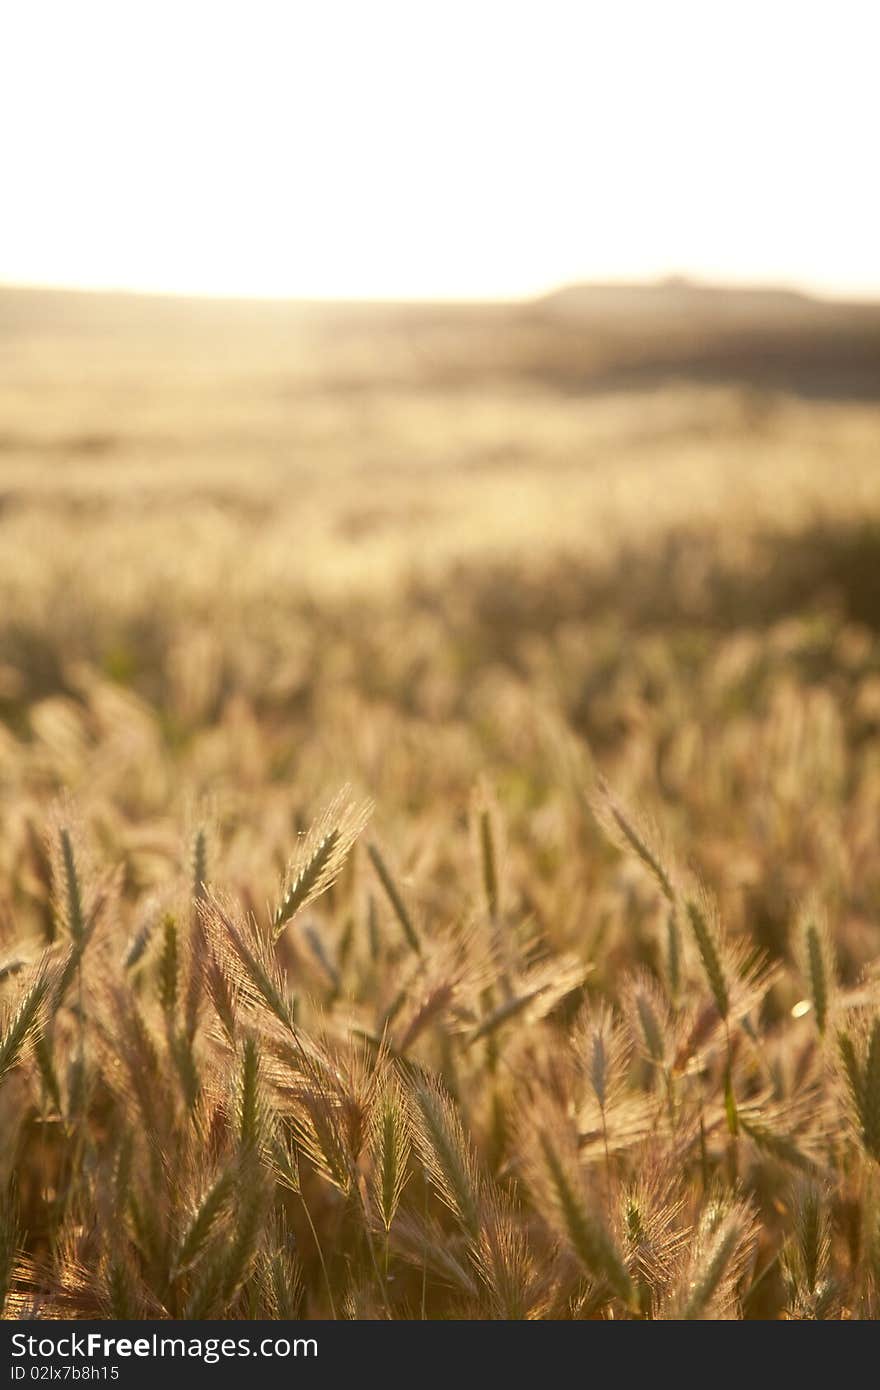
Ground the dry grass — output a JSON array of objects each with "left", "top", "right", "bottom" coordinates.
[{"left": 2, "top": 287, "right": 880, "bottom": 1319}]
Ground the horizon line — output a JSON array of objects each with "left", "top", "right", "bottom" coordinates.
[{"left": 3, "top": 273, "right": 880, "bottom": 310}]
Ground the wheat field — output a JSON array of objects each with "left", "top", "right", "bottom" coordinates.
[{"left": 2, "top": 284, "right": 880, "bottom": 1319}]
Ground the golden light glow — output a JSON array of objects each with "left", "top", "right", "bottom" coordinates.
[{"left": 3, "top": 0, "right": 878, "bottom": 300}]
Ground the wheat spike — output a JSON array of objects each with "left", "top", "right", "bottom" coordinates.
[
  {"left": 624, "top": 971, "right": 671, "bottom": 1066},
  {"left": 370, "top": 1071, "right": 410, "bottom": 1232},
  {"left": 175, "top": 1168, "right": 237, "bottom": 1275},
  {"left": 411, "top": 1078, "right": 482, "bottom": 1238},
  {"left": 535, "top": 1129, "right": 635, "bottom": 1308},
  {"left": 594, "top": 782, "right": 676, "bottom": 903},
  {"left": 123, "top": 907, "right": 158, "bottom": 972},
  {"left": 684, "top": 892, "right": 729, "bottom": 1019},
  {"left": 676, "top": 1197, "right": 757, "bottom": 1319},
  {"left": 0, "top": 960, "right": 54, "bottom": 1083},
  {"left": 58, "top": 827, "right": 86, "bottom": 943},
  {"left": 273, "top": 791, "right": 371, "bottom": 937},
  {"left": 192, "top": 826, "right": 208, "bottom": 903},
  {"left": 782, "top": 1182, "right": 837, "bottom": 1317},
  {"left": 798, "top": 901, "right": 836, "bottom": 1035},
  {"left": 206, "top": 900, "right": 296, "bottom": 1032},
  {"left": 157, "top": 914, "right": 179, "bottom": 1015},
  {"left": 259, "top": 1215, "right": 304, "bottom": 1319},
  {"left": 236, "top": 1035, "right": 270, "bottom": 1154},
  {"left": 665, "top": 907, "right": 682, "bottom": 999}
]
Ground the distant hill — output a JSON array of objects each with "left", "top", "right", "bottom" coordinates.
[
  {"left": 539, "top": 276, "right": 826, "bottom": 321},
  {"left": 529, "top": 278, "right": 880, "bottom": 397},
  {"left": 551, "top": 273, "right": 813, "bottom": 298}
]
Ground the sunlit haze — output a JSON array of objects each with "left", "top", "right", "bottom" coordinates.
[{"left": 3, "top": 0, "right": 878, "bottom": 301}]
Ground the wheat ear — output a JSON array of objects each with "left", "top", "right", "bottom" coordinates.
[{"left": 273, "top": 791, "right": 371, "bottom": 937}]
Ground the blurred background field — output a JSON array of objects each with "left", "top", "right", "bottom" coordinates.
[
  {"left": 3, "top": 278, "right": 880, "bottom": 657},
  {"left": 2, "top": 277, "right": 880, "bottom": 959}
]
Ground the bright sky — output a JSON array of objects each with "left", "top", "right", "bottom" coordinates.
[{"left": 2, "top": 1, "right": 878, "bottom": 301}]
